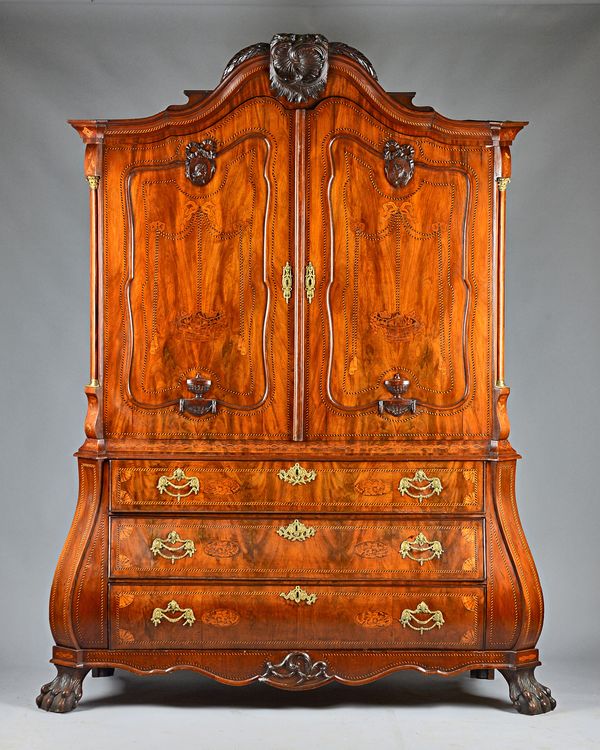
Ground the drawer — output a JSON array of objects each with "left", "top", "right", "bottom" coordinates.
[
  {"left": 110, "top": 517, "right": 484, "bottom": 581},
  {"left": 110, "top": 584, "right": 484, "bottom": 649},
  {"left": 110, "top": 460, "right": 482, "bottom": 513}
]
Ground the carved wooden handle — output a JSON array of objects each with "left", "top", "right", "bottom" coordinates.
[
  {"left": 377, "top": 373, "right": 417, "bottom": 416},
  {"left": 179, "top": 374, "right": 218, "bottom": 416}
]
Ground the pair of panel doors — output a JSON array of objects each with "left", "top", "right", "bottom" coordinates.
[{"left": 109, "top": 95, "right": 489, "bottom": 441}]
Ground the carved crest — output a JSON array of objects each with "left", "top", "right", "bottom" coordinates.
[
  {"left": 220, "top": 35, "right": 378, "bottom": 104},
  {"left": 185, "top": 139, "right": 217, "bottom": 186},
  {"left": 260, "top": 651, "right": 331, "bottom": 688},
  {"left": 269, "top": 33, "right": 329, "bottom": 103},
  {"left": 383, "top": 140, "right": 415, "bottom": 187},
  {"left": 222, "top": 42, "right": 269, "bottom": 80}
]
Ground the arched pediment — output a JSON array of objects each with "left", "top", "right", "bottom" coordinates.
[{"left": 70, "top": 34, "right": 525, "bottom": 146}]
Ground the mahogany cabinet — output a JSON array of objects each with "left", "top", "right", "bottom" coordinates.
[{"left": 37, "top": 34, "right": 555, "bottom": 715}]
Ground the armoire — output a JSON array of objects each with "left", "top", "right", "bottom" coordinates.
[{"left": 37, "top": 34, "right": 555, "bottom": 715}]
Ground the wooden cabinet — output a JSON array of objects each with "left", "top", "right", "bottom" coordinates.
[{"left": 38, "top": 35, "right": 555, "bottom": 716}]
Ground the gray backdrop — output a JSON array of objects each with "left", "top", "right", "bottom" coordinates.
[{"left": 1, "top": 3, "right": 599, "bottom": 673}]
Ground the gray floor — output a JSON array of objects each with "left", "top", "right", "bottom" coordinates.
[{"left": 1, "top": 659, "right": 597, "bottom": 750}]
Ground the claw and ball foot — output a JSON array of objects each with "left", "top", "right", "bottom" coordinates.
[
  {"left": 500, "top": 667, "right": 557, "bottom": 715},
  {"left": 36, "top": 666, "right": 90, "bottom": 713}
]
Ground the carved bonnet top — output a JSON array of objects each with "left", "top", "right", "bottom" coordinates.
[{"left": 222, "top": 33, "right": 377, "bottom": 103}]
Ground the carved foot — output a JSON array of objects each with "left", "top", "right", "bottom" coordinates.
[
  {"left": 500, "top": 668, "right": 556, "bottom": 715},
  {"left": 36, "top": 666, "right": 89, "bottom": 713}
]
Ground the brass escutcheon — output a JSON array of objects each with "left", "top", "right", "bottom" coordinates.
[
  {"left": 305, "top": 261, "right": 316, "bottom": 303},
  {"left": 276, "top": 519, "right": 316, "bottom": 542},
  {"left": 282, "top": 262, "right": 293, "bottom": 303},
  {"left": 277, "top": 463, "right": 317, "bottom": 486},
  {"left": 280, "top": 586, "right": 317, "bottom": 605}
]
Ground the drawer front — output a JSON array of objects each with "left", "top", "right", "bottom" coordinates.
[
  {"left": 111, "top": 460, "right": 482, "bottom": 513},
  {"left": 110, "top": 584, "right": 484, "bottom": 649},
  {"left": 110, "top": 517, "right": 484, "bottom": 581}
]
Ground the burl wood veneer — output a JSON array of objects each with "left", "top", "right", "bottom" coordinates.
[{"left": 37, "top": 34, "right": 555, "bottom": 715}]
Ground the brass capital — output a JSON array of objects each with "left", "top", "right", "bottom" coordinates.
[
  {"left": 497, "top": 177, "right": 510, "bottom": 192},
  {"left": 86, "top": 175, "right": 100, "bottom": 190}
]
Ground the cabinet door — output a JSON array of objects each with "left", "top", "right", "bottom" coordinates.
[
  {"left": 305, "top": 100, "right": 493, "bottom": 439},
  {"left": 103, "top": 99, "right": 293, "bottom": 440}
]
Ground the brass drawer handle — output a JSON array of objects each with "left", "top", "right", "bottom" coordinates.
[
  {"left": 156, "top": 468, "right": 200, "bottom": 498},
  {"left": 399, "top": 532, "right": 444, "bottom": 566},
  {"left": 150, "top": 600, "right": 196, "bottom": 627},
  {"left": 280, "top": 586, "right": 317, "bottom": 605},
  {"left": 305, "top": 261, "right": 315, "bottom": 303},
  {"left": 277, "top": 463, "right": 317, "bottom": 486},
  {"left": 398, "top": 469, "right": 443, "bottom": 503},
  {"left": 282, "top": 261, "right": 293, "bottom": 303},
  {"left": 277, "top": 519, "right": 316, "bottom": 542},
  {"left": 400, "top": 601, "right": 445, "bottom": 634},
  {"left": 150, "top": 531, "right": 196, "bottom": 563}
]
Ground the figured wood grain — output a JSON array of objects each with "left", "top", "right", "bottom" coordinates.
[
  {"left": 110, "top": 459, "right": 483, "bottom": 513},
  {"left": 110, "top": 584, "right": 484, "bottom": 649},
  {"left": 110, "top": 517, "right": 483, "bottom": 580}
]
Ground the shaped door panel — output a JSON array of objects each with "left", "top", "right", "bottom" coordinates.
[
  {"left": 103, "top": 99, "right": 293, "bottom": 439},
  {"left": 305, "top": 99, "right": 493, "bottom": 439}
]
